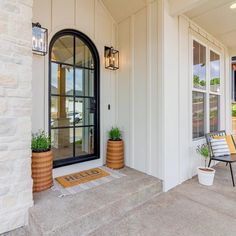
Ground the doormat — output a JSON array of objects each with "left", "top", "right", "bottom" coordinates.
[
  {"left": 56, "top": 167, "right": 110, "bottom": 188},
  {"left": 52, "top": 166, "right": 126, "bottom": 197}
]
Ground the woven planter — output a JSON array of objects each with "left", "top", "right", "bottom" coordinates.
[
  {"left": 106, "top": 140, "right": 124, "bottom": 169},
  {"left": 32, "top": 150, "right": 53, "bottom": 192}
]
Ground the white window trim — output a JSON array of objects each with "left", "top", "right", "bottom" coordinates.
[{"left": 190, "top": 36, "right": 223, "bottom": 141}]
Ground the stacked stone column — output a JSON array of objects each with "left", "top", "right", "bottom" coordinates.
[{"left": 0, "top": 0, "right": 33, "bottom": 234}]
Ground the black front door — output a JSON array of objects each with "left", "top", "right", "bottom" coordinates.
[{"left": 49, "top": 29, "right": 100, "bottom": 168}]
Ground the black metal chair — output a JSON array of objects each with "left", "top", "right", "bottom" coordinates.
[{"left": 205, "top": 130, "right": 236, "bottom": 187}]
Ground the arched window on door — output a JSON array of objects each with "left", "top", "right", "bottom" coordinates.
[{"left": 49, "top": 29, "right": 100, "bottom": 167}]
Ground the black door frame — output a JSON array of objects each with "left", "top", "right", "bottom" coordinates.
[{"left": 49, "top": 29, "right": 100, "bottom": 168}]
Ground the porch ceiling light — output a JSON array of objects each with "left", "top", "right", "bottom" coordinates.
[
  {"left": 104, "top": 46, "right": 119, "bottom": 70},
  {"left": 32, "top": 22, "right": 48, "bottom": 56},
  {"left": 230, "top": 3, "right": 236, "bottom": 9}
]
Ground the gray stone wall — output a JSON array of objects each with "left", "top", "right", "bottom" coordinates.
[{"left": 0, "top": 0, "right": 33, "bottom": 234}]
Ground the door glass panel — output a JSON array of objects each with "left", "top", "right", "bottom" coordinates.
[
  {"left": 51, "top": 96, "right": 73, "bottom": 128},
  {"left": 51, "top": 63, "right": 73, "bottom": 96},
  {"left": 193, "top": 40, "right": 206, "bottom": 90},
  {"left": 51, "top": 35, "right": 74, "bottom": 64},
  {"left": 75, "top": 98, "right": 94, "bottom": 126},
  {"left": 75, "top": 127, "right": 94, "bottom": 156},
  {"left": 210, "top": 51, "right": 220, "bottom": 93},
  {"left": 75, "top": 38, "right": 94, "bottom": 68},
  {"left": 51, "top": 128, "right": 74, "bottom": 161},
  {"left": 75, "top": 68, "right": 94, "bottom": 97}
]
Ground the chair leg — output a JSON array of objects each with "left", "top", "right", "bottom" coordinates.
[
  {"left": 208, "top": 159, "right": 212, "bottom": 168},
  {"left": 229, "top": 163, "right": 235, "bottom": 187},
  {"left": 226, "top": 163, "right": 228, "bottom": 166}
]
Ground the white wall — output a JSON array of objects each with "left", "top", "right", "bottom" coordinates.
[
  {"left": 159, "top": 0, "right": 230, "bottom": 191},
  {"left": 32, "top": 0, "right": 118, "bottom": 163},
  {"left": 117, "top": 0, "right": 230, "bottom": 191},
  {"left": 117, "top": 1, "right": 161, "bottom": 178}
]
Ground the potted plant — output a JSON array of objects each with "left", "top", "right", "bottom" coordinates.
[
  {"left": 196, "top": 144, "right": 215, "bottom": 186},
  {"left": 106, "top": 127, "right": 124, "bottom": 169},
  {"left": 31, "top": 130, "right": 53, "bottom": 192}
]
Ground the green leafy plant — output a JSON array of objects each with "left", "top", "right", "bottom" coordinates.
[
  {"left": 196, "top": 144, "right": 209, "bottom": 168},
  {"left": 193, "top": 75, "right": 200, "bottom": 87},
  {"left": 210, "top": 78, "right": 220, "bottom": 85},
  {"left": 199, "top": 80, "right": 206, "bottom": 87},
  {"left": 232, "top": 104, "right": 236, "bottom": 117},
  {"left": 108, "top": 127, "right": 122, "bottom": 141},
  {"left": 32, "top": 130, "right": 51, "bottom": 152}
]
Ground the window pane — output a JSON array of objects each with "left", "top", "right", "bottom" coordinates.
[
  {"left": 193, "top": 92, "right": 205, "bottom": 139},
  {"left": 210, "top": 95, "right": 220, "bottom": 132},
  {"left": 75, "top": 38, "right": 94, "bottom": 69},
  {"left": 51, "top": 128, "right": 73, "bottom": 161},
  {"left": 193, "top": 40, "right": 206, "bottom": 90},
  {"left": 210, "top": 51, "right": 220, "bottom": 93},
  {"left": 51, "top": 96, "right": 74, "bottom": 128},
  {"left": 75, "top": 98, "right": 95, "bottom": 126},
  {"left": 75, "top": 127, "right": 94, "bottom": 156},
  {"left": 51, "top": 35, "right": 74, "bottom": 64},
  {"left": 51, "top": 63, "right": 74, "bottom": 96},
  {"left": 75, "top": 68, "right": 94, "bottom": 97}
]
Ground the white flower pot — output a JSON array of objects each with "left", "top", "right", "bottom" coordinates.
[{"left": 197, "top": 167, "right": 215, "bottom": 186}]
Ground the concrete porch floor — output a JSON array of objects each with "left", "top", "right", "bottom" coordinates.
[{"left": 3, "top": 163, "right": 236, "bottom": 236}]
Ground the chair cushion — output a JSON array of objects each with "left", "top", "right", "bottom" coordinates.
[
  {"left": 210, "top": 137, "right": 230, "bottom": 157},
  {"left": 213, "top": 135, "right": 236, "bottom": 154}
]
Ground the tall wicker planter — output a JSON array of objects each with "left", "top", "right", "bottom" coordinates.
[
  {"left": 106, "top": 140, "right": 124, "bottom": 169},
  {"left": 32, "top": 150, "right": 53, "bottom": 192}
]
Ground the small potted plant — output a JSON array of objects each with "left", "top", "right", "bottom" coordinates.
[
  {"left": 31, "top": 130, "right": 53, "bottom": 192},
  {"left": 196, "top": 144, "right": 215, "bottom": 186},
  {"left": 106, "top": 127, "right": 124, "bottom": 169}
]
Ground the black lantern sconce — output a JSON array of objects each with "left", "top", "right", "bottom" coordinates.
[
  {"left": 104, "top": 46, "right": 119, "bottom": 70},
  {"left": 32, "top": 22, "right": 48, "bottom": 55}
]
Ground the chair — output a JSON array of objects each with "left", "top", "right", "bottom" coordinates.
[{"left": 205, "top": 130, "right": 236, "bottom": 187}]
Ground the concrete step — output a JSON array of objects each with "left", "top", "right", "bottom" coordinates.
[{"left": 28, "top": 167, "right": 162, "bottom": 236}]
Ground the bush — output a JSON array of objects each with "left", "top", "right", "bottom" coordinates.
[
  {"left": 232, "top": 104, "right": 236, "bottom": 117},
  {"left": 210, "top": 78, "right": 220, "bottom": 85},
  {"left": 32, "top": 130, "right": 51, "bottom": 152},
  {"left": 108, "top": 127, "right": 122, "bottom": 141},
  {"left": 193, "top": 75, "right": 200, "bottom": 87}
]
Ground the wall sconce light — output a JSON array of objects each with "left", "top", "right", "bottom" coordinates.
[
  {"left": 104, "top": 46, "right": 119, "bottom": 70},
  {"left": 32, "top": 22, "right": 48, "bottom": 55}
]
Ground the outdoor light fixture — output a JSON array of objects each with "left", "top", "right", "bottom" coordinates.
[
  {"left": 230, "top": 3, "right": 236, "bottom": 9},
  {"left": 32, "top": 22, "right": 48, "bottom": 55},
  {"left": 104, "top": 46, "right": 119, "bottom": 70}
]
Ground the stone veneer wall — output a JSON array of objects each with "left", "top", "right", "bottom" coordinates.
[{"left": 0, "top": 0, "right": 33, "bottom": 234}]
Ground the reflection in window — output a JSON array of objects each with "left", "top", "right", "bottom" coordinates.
[
  {"left": 210, "top": 51, "right": 220, "bottom": 93},
  {"left": 193, "top": 92, "right": 205, "bottom": 139},
  {"left": 193, "top": 40, "right": 206, "bottom": 90},
  {"left": 210, "top": 95, "right": 220, "bottom": 132},
  {"left": 51, "top": 63, "right": 73, "bottom": 95}
]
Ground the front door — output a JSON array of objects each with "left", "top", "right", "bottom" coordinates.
[{"left": 49, "top": 30, "right": 100, "bottom": 168}]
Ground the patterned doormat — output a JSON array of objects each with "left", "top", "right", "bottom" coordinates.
[{"left": 52, "top": 166, "right": 126, "bottom": 197}]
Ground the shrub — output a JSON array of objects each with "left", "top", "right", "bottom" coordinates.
[
  {"left": 32, "top": 130, "right": 51, "bottom": 152},
  {"left": 210, "top": 78, "right": 220, "bottom": 85},
  {"left": 200, "top": 80, "right": 206, "bottom": 87},
  {"left": 193, "top": 75, "right": 200, "bottom": 87},
  {"left": 108, "top": 127, "right": 122, "bottom": 141}
]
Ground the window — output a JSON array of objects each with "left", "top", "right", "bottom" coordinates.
[{"left": 192, "top": 40, "right": 221, "bottom": 139}]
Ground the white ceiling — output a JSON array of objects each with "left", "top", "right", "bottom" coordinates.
[
  {"left": 185, "top": 0, "right": 236, "bottom": 53},
  {"left": 102, "top": 0, "right": 147, "bottom": 23}
]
